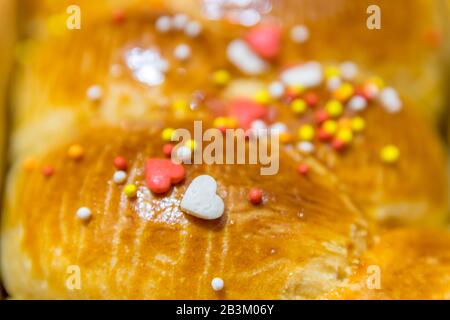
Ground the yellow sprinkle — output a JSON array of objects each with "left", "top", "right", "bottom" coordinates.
[
  {"left": 298, "top": 124, "right": 315, "bottom": 141},
  {"left": 325, "top": 100, "right": 343, "bottom": 117},
  {"left": 254, "top": 90, "right": 271, "bottom": 105},
  {"left": 322, "top": 120, "right": 337, "bottom": 135},
  {"left": 124, "top": 184, "right": 137, "bottom": 198},
  {"left": 351, "top": 117, "right": 365, "bottom": 132},
  {"left": 334, "top": 83, "right": 354, "bottom": 101},
  {"left": 172, "top": 99, "right": 189, "bottom": 110},
  {"left": 369, "top": 76, "right": 385, "bottom": 89},
  {"left": 291, "top": 99, "right": 307, "bottom": 114},
  {"left": 225, "top": 117, "right": 238, "bottom": 128},
  {"left": 161, "top": 128, "right": 175, "bottom": 141},
  {"left": 288, "top": 84, "right": 305, "bottom": 96},
  {"left": 325, "top": 66, "right": 340, "bottom": 79},
  {"left": 67, "top": 144, "right": 84, "bottom": 160},
  {"left": 186, "top": 139, "right": 197, "bottom": 150},
  {"left": 23, "top": 157, "right": 37, "bottom": 171},
  {"left": 213, "top": 117, "right": 237, "bottom": 129},
  {"left": 213, "top": 117, "right": 228, "bottom": 128},
  {"left": 380, "top": 145, "right": 400, "bottom": 163},
  {"left": 212, "top": 70, "right": 231, "bottom": 86},
  {"left": 336, "top": 128, "right": 353, "bottom": 143}
]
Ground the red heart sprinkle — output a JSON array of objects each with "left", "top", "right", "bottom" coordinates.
[
  {"left": 228, "top": 98, "right": 268, "bottom": 130},
  {"left": 145, "top": 159, "right": 185, "bottom": 194},
  {"left": 245, "top": 23, "right": 282, "bottom": 59}
]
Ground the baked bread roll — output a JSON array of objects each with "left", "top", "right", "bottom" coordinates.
[
  {"left": 326, "top": 229, "right": 450, "bottom": 299},
  {"left": 22, "top": 0, "right": 448, "bottom": 122},
  {"left": 1, "top": 0, "right": 448, "bottom": 299},
  {"left": 0, "top": 0, "right": 16, "bottom": 299}
]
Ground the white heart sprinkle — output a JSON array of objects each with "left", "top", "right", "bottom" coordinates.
[
  {"left": 181, "top": 175, "right": 224, "bottom": 220},
  {"left": 227, "top": 39, "right": 268, "bottom": 75},
  {"left": 280, "top": 61, "right": 323, "bottom": 88}
]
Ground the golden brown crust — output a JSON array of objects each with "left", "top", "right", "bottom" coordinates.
[
  {"left": 11, "top": 4, "right": 447, "bottom": 224},
  {"left": 325, "top": 229, "right": 450, "bottom": 300},
  {"left": 2, "top": 125, "right": 366, "bottom": 299},
  {"left": 1, "top": 0, "right": 448, "bottom": 299}
]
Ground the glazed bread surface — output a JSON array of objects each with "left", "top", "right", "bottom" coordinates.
[{"left": 1, "top": 0, "right": 449, "bottom": 299}]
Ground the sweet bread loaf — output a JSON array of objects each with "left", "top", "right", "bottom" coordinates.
[{"left": 1, "top": 0, "right": 449, "bottom": 299}]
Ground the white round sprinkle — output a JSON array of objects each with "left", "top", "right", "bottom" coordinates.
[
  {"left": 270, "top": 122, "right": 288, "bottom": 135},
  {"left": 327, "top": 76, "right": 342, "bottom": 92},
  {"left": 348, "top": 96, "right": 367, "bottom": 112},
  {"left": 113, "top": 170, "right": 127, "bottom": 184},
  {"left": 297, "top": 141, "right": 315, "bottom": 154},
  {"left": 238, "top": 9, "right": 261, "bottom": 27},
  {"left": 211, "top": 277, "right": 224, "bottom": 291},
  {"left": 184, "top": 21, "right": 202, "bottom": 37},
  {"left": 86, "top": 85, "right": 102, "bottom": 101},
  {"left": 268, "top": 81, "right": 285, "bottom": 99},
  {"left": 340, "top": 61, "right": 358, "bottom": 80},
  {"left": 174, "top": 44, "right": 191, "bottom": 61},
  {"left": 76, "top": 207, "right": 91, "bottom": 221},
  {"left": 176, "top": 146, "right": 192, "bottom": 162},
  {"left": 290, "top": 25, "right": 309, "bottom": 43},
  {"left": 155, "top": 16, "right": 172, "bottom": 33},
  {"left": 379, "top": 87, "right": 402, "bottom": 113},
  {"left": 173, "top": 14, "right": 189, "bottom": 30}
]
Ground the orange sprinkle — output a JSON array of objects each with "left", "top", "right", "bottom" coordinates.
[
  {"left": 42, "top": 166, "right": 55, "bottom": 177},
  {"left": 67, "top": 144, "right": 84, "bottom": 160},
  {"left": 23, "top": 157, "right": 37, "bottom": 171}
]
